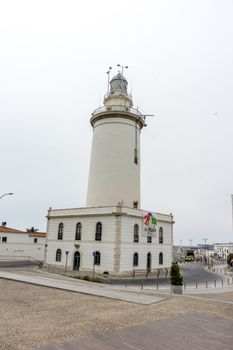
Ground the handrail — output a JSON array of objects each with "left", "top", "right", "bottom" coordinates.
[{"left": 92, "top": 105, "right": 143, "bottom": 117}]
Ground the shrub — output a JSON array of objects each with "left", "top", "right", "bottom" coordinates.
[
  {"left": 227, "top": 253, "right": 233, "bottom": 267},
  {"left": 82, "top": 275, "right": 90, "bottom": 281},
  {"left": 170, "top": 261, "right": 183, "bottom": 285}
]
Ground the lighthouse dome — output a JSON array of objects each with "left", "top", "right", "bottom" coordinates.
[{"left": 110, "top": 72, "right": 128, "bottom": 96}]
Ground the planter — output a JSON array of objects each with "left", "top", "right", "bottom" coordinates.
[{"left": 171, "top": 285, "right": 183, "bottom": 294}]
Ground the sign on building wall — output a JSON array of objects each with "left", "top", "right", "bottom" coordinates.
[{"left": 143, "top": 212, "right": 157, "bottom": 237}]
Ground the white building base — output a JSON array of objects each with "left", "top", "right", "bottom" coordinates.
[{"left": 45, "top": 205, "right": 173, "bottom": 276}]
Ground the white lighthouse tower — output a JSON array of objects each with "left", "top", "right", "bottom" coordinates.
[
  {"left": 86, "top": 71, "right": 145, "bottom": 209},
  {"left": 45, "top": 68, "right": 173, "bottom": 275}
]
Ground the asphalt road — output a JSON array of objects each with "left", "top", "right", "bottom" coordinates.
[
  {"left": 0, "top": 260, "right": 37, "bottom": 268},
  {"left": 180, "top": 262, "right": 226, "bottom": 286},
  {"left": 109, "top": 263, "right": 227, "bottom": 287}
]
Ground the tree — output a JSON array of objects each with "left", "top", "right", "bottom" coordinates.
[
  {"left": 170, "top": 261, "right": 183, "bottom": 285},
  {"left": 227, "top": 253, "right": 233, "bottom": 267},
  {"left": 26, "top": 226, "right": 39, "bottom": 233}
]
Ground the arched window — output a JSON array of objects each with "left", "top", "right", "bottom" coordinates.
[
  {"left": 147, "top": 235, "right": 152, "bottom": 243},
  {"left": 58, "top": 223, "right": 63, "bottom": 240},
  {"left": 94, "top": 251, "right": 101, "bottom": 265},
  {"left": 95, "top": 222, "right": 102, "bottom": 241},
  {"left": 134, "top": 224, "right": 139, "bottom": 242},
  {"left": 159, "top": 252, "right": 163, "bottom": 265},
  {"left": 56, "top": 249, "right": 62, "bottom": 262},
  {"left": 133, "top": 252, "right": 138, "bottom": 266},
  {"left": 159, "top": 227, "right": 163, "bottom": 244},
  {"left": 75, "top": 222, "right": 81, "bottom": 240}
]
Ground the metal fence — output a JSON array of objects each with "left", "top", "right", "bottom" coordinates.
[{"left": 108, "top": 276, "right": 233, "bottom": 291}]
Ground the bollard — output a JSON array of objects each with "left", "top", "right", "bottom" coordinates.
[
  {"left": 228, "top": 278, "right": 229, "bottom": 285},
  {"left": 125, "top": 282, "right": 127, "bottom": 288},
  {"left": 156, "top": 282, "right": 158, "bottom": 290},
  {"left": 221, "top": 279, "right": 224, "bottom": 287},
  {"left": 196, "top": 281, "right": 198, "bottom": 289},
  {"left": 141, "top": 282, "right": 143, "bottom": 290},
  {"left": 214, "top": 280, "right": 216, "bottom": 288},
  {"left": 184, "top": 282, "right": 186, "bottom": 289},
  {"left": 206, "top": 281, "right": 208, "bottom": 288}
]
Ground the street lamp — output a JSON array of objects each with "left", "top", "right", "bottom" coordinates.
[
  {"left": 0, "top": 192, "right": 14, "bottom": 200},
  {"left": 106, "top": 66, "right": 112, "bottom": 94}
]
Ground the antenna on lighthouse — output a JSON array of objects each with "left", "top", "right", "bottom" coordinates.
[
  {"left": 106, "top": 66, "right": 112, "bottom": 94},
  {"left": 117, "top": 64, "right": 128, "bottom": 76}
]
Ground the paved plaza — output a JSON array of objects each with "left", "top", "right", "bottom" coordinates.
[
  {"left": 37, "top": 313, "right": 233, "bottom": 350},
  {"left": 0, "top": 274, "right": 233, "bottom": 350}
]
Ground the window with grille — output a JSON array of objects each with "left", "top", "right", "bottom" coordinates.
[
  {"left": 75, "top": 222, "right": 81, "bottom": 240},
  {"left": 56, "top": 249, "right": 62, "bottom": 262},
  {"left": 95, "top": 222, "right": 102, "bottom": 241},
  {"left": 134, "top": 224, "right": 139, "bottom": 242},
  {"left": 58, "top": 223, "right": 63, "bottom": 240},
  {"left": 159, "top": 227, "right": 163, "bottom": 244}
]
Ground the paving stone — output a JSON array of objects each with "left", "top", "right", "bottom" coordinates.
[{"left": 37, "top": 314, "right": 233, "bottom": 350}]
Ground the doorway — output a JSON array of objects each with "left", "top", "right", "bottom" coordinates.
[
  {"left": 73, "top": 251, "right": 80, "bottom": 270},
  {"left": 147, "top": 252, "right": 151, "bottom": 271}
]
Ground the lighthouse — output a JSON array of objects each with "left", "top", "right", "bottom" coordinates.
[
  {"left": 45, "top": 68, "right": 173, "bottom": 275},
  {"left": 86, "top": 71, "right": 145, "bottom": 209}
]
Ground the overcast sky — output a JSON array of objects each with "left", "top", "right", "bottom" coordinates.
[{"left": 0, "top": 0, "right": 233, "bottom": 245}]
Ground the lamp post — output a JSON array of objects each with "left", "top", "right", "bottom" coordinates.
[
  {"left": 106, "top": 66, "right": 112, "bottom": 94},
  {"left": 65, "top": 251, "right": 69, "bottom": 275},
  {"left": 0, "top": 192, "right": 14, "bottom": 200}
]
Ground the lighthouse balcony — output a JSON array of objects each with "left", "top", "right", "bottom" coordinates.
[{"left": 92, "top": 105, "right": 143, "bottom": 117}]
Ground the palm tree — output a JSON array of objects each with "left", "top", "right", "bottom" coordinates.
[{"left": 26, "top": 226, "right": 39, "bottom": 233}]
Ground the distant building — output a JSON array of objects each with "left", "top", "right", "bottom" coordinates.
[
  {"left": 0, "top": 224, "right": 46, "bottom": 260},
  {"left": 45, "top": 70, "right": 174, "bottom": 275},
  {"left": 214, "top": 242, "right": 233, "bottom": 259}
]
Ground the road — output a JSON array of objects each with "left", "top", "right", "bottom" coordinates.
[
  {"left": 0, "top": 260, "right": 37, "bottom": 268},
  {"left": 180, "top": 262, "right": 226, "bottom": 286},
  {"left": 109, "top": 263, "right": 227, "bottom": 288}
]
